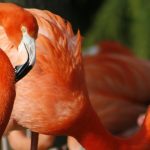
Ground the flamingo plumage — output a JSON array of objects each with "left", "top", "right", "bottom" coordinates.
[
  {"left": 1, "top": 3, "right": 150, "bottom": 150},
  {"left": 6, "top": 37, "right": 150, "bottom": 150},
  {"left": 6, "top": 41, "right": 145, "bottom": 150},
  {"left": 0, "top": 49, "right": 15, "bottom": 138}
]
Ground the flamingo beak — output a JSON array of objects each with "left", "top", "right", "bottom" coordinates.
[{"left": 15, "top": 26, "right": 36, "bottom": 82}]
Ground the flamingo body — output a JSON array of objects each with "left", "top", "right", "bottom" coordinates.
[
  {"left": 7, "top": 9, "right": 149, "bottom": 135},
  {"left": 0, "top": 49, "right": 15, "bottom": 138},
  {"left": 4, "top": 9, "right": 84, "bottom": 135}
]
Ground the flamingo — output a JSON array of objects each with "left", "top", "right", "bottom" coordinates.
[
  {"left": 0, "top": 2, "right": 38, "bottom": 74},
  {"left": 1, "top": 3, "right": 150, "bottom": 150},
  {"left": 6, "top": 41, "right": 148, "bottom": 150},
  {"left": 4, "top": 42, "right": 149, "bottom": 147}
]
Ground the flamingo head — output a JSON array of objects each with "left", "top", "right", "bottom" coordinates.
[{"left": 0, "top": 3, "right": 38, "bottom": 81}]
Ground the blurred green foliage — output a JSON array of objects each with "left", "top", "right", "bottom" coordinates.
[
  {"left": 1, "top": 0, "right": 150, "bottom": 58},
  {"left": 84, "top": 0, "right": 150, "bottom": 58}
]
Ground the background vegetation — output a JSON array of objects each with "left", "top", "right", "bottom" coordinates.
[{"left": 1, "top": 0, "right": 150, "bottom": 58}]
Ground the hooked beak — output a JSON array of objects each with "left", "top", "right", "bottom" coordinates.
[{"left": 15, "top": 26, "right": 36, "bottom": 82}]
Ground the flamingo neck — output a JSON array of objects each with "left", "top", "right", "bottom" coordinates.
[
  {"left": 70, "top": 96, "right": 150, "bottom": 150},
  {"left": 71, "top": 104, "right": 118, "bottom": 150}
]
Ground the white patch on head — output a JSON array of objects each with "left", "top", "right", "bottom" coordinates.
[
  {"left": 17, "top": 26, "right": 36, "bottom": 66},
  {"left": 83, "top": 45, "right": 100, "bottom": 56}
]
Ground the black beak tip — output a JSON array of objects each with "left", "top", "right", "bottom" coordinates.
[{"left": 15, "top": 65, "right": 32, "bottom": 82}]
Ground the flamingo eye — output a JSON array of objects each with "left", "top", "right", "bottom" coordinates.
[{"left": 21, "top": 26, "right": 27, "bottom": 33}]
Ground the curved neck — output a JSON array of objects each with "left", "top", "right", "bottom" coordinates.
[
  {"left": 72, "top": 105, "right": 117, "bottom": 150},
  {"left": 70, "top": 97, "right": 150, "bottom": 150}
]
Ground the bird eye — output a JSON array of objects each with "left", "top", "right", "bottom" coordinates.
[{"left": 21, "top": 26, "right": 27, "bottom": 33}]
